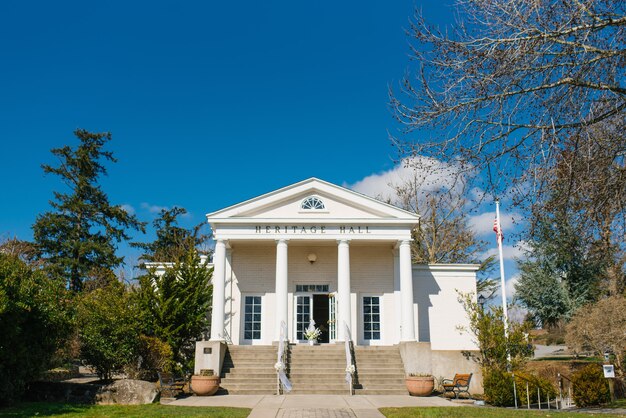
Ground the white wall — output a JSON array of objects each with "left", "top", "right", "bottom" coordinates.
[
  {"left": 413, "top": 265, "right": 479, "bottom": 351},
  {"left": 229, "top": 242, "right": 398, "bottom": 345},
  {"left": 350, "top": 245, "right": 395, "bottom": 345}
]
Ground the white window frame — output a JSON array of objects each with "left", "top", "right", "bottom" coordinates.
[
  {"left": 293, "top": 293, "right": 313, "bottom": 343},
  {"left": 360, "top": 294, "right": 383, "bottom": 346},
  {"left": 241, "top": 294, "right": 263, "bottom": 344}
]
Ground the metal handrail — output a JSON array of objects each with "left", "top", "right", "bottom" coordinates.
[
  {"left": 511, "top": 371, "right": 556, "bottom": 410},
  {"left": 344, "top": 322, "right": 354, "bottom": 395},
  {"left": 558, "top": 372, "right": 573, "bottom": 409},
  {"left": 275, "top": 321, "right": 292, "bottom": 395}
]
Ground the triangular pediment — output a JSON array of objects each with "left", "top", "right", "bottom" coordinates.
[{"left": 206, "top": 178, "right": 419, "bottom": 223}]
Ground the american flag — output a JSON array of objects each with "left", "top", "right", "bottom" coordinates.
[{"left": 493, "top": 218, "right": 504, "bottom": 243}]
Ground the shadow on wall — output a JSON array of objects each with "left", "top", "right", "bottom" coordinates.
[{"left": 414, "top": 269, "right": 441, "bottom": 342}]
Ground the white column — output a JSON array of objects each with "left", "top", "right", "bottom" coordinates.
[
  {"left": 210, "top": 239, "right": 227, "bottom": 341},
  {"left": 275, "top": 239, "right": 289, "bottom": 341},
  {"left": 399, "top": 239, "right": 416, "bottom": 341},
  {"left": 393, "top": 248, "right": 402, "bottom": 343},
  {"left": 337, "top": 239, "right": 351, "bottom": 341}
]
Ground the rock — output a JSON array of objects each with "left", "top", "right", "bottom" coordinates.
[{"left": 96, "top": 379, "right": 158, "bottom": 405}]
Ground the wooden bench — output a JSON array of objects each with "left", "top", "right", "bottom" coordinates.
[
  {"left": 442, "top": 373, "right": 473, "bottom": 399},
  {"left": 158, "top": 372, "right": 187, "bottom": 397}
]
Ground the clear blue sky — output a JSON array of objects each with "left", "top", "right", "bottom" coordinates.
[
  {"left": 1, "top": 0, "right": 454, "bottom": 240},
  {"left": 1, "top": 1, "right": 524, "bottom": 297}
]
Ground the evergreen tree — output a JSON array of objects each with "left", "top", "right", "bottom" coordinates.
[
  {"left": 133, "top": 207, "right": 212, "bottom": 372},
  {"left": 515, "top": 217, "right": 606, "bottom": 327},
  {"left": 131, "top": 207, "right": 208, "bottom": 264},
  {"left": 32, "top": 129, "right": 145, "bottom": 291},
  {"left": 135, "top": 249, "right": 212, "bottom": 373}
]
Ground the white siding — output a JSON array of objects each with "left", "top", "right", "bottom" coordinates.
[
  {"left": 351, "top": 245, "right": 395, "bottom": 345},
  {"left": 413, "top": 266, "right": 478, "bottom": 351},
  {"left": 229, "top": 242, "right": 398, "bottom": 345}
]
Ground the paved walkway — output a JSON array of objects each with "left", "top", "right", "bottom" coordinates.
[{"left": 168, "top": 394, "right": 461, "bottom": 418}]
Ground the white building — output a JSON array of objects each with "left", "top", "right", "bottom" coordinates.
[{"left": 195, "top": 178, "right": 482, "bottom": 393}]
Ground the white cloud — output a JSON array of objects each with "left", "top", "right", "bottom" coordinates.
[
  {"left": 120, "top": 204, "right": 135, "bottom": 215},
  {"left": 141, "top": 202, "right": 169, "bottom": 214},
  {"left": 347, "top": 157, "right": 463, "bottom": 204},
  {"left": 140, "top": 203, "right": 192, "bottom": 219},
  {"left": 468, "top": 211, "right": 522, "bottom": 236},
  {"left": 492, "top": 274, "right": 520, "bottom": 303},
  {"left": 480, "top": 240, "right": 529, "bottom": 261}
]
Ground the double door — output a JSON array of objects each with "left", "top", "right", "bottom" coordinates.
[{"left": 294, "top": 293, "right": 337, "bottom": 343}]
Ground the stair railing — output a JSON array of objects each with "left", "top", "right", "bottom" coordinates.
[
  {"left": 275, "top": 320, "right": 292, "bottom": 395},
  {"left": 344, "top": 321, "right": 354, "bottom": 395},
  {"left": 558, "top": 372, "right": 573, "bottom": 409},
  {"left": 512, "top": 372, "right": 557, "bottom": 410}
]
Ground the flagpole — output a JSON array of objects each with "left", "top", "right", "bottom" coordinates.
[{"left": 495, "top": 199, "right": 511, "bottom": 364}]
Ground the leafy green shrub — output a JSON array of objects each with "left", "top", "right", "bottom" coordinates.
[
  {"left": 129, "top": 335, "right": 174, "bottom": 381},
  {"left": 0, "top": 253, "right": 72, "bottom": 405},
  {"left": 77, "top": 281, "right": 141, "bottom": 381},
  {"left": 483, "top": 368, "right": 515, "bottom": 406},
  {"left": 572, "top": 364, "right": 610, "bottom": 407}
]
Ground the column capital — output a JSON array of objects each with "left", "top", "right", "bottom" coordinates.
[
  {"left": 276, "top": 238, "right": 289, "bottom": 245},
  {"left": 397, "top": 239, "right": 412, "bottom": 248},
  {"left": 337, "top": 239, "right": 350, "bottom": 245}
]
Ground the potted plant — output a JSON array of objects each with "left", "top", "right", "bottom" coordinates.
[
  {"left": 191, "top": 369, "right": 220, "bottom": 396},
  {"left": 304, "top": 320, "right": 321, "bottom": 345},
  {"left": 405, "top": 373, "right": 435, "bottom": 396}
]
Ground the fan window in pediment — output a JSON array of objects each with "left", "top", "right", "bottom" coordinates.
[{"left": 301, "top": 196, "right": 325, "bottom": 210}]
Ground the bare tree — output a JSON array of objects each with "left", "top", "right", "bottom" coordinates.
[
  {"left": 388, "top": 167, "right": 497, "bottom": 295},
  {"left": 391, "top": 0, "right": 625, "bottom": 204},
  {"left": 566, "top": 295, "right": 626, "bottom": 371}
]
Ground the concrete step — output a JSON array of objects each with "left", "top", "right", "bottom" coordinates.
[
  {"left": 219, "top": 344, "right": 407, "bottom": 395},
  {"left": 288, "top": 368, "right": 346, "bottom": 373},
  {"left": 224, "top": 358, "right": 277, "bottom": 366},
  {"left": 226, "top": 354, "right": 277, "bottom": 360},
  {"left": 220, "top": 376, "right": 277, "bottom": 382},
  {"left": 222, "top": 372, "right": 277, "bottom": 379},
  {"left": 223, "top": 365, "right": 275, "bottom": 370}
]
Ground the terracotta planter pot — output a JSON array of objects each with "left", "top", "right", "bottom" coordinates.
[
  {"left": 405, "top": 376, "right": 434, "bottom": 396},
  {"left": 191, "top": 375, "right": 220, "bottom": 396}
]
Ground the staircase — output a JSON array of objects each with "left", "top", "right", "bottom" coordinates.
[
  {"left": 288, "top": 344, "right": 350, "bottom": 394},
  {"left": 219, "top": 345, "right": 277, "bottom": 394},
  {"left": 352, "top": 346, "right": 407, "bottom": 395},
  {"left": 218, "top": 344, "right": 407, "bottom": 395}
]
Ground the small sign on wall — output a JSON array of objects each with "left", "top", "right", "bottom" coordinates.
[{"left": 603, "top": 365, "right": 615, "bottom": 378}]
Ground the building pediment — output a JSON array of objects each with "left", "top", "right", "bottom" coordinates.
[{"left": 206, "top": 178, "right": 419, "bottom": 224}]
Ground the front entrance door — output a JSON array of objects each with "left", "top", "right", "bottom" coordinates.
[
  {"left": 294, "top": 293, "right": 334, "bottom": 343},
  {"left": 313, "top": 294, "right": 330, "bottom": 343}
]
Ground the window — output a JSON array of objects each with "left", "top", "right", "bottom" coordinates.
[
  {"left": 301, "top": 196, "right": 325, "bottom": 210},
  {"left": 363, "top": 296, "right": 381, "bottom": 340},
  {"left": 296, "top": 295, "right": 311, "bottom": 340},
  {"left": 244, "top": 296, "right": 262, "bottom": 340},
  {"left": 295, "top": 284, "right": 329, "bottom": 292}
]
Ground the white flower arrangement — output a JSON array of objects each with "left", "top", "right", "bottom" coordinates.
[
  {"left": 274, "top": 361, "right": 285, "bottom": 372},
  {"left": 304, "top": 327, "right": 321, "bottom": 341},
  {"left": 345, "top": 364, "right": 356, "bottom": 374},
  {"left": 304, "top": 320, "right": 321, "bottom": 341}
]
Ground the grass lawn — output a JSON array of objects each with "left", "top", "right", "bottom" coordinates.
[
  {"left": 0, "top": 402, "right": 251, "bottom": 417},
  {"left": 379, "top": 406, "right": 625, "bottom": 417},
  {"left": 608, "top": 398, "right": 626, "bottom": 409}
]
